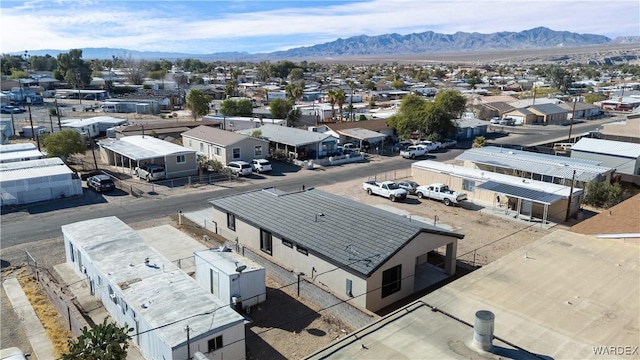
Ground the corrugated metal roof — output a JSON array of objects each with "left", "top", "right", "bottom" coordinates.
[
  {"left": 0, "top": 157, "right": 64, "bottom": 170},
  {"left": 210, "top": 188, "right": 463, "bottom": 277},
  {"left": 0, "top": 163, "right": 74, "bottom": 181},
  {"left": 572, "top": 138, "right": 640, "bottom": 158},
  {"left": 237, "top": 124, "right": 337, "bottom": 147},
  {"left": 100, "top": 135, "right": 195, "bottom": 160},
  {"left": 0, "top": 143, "right": 36, "bottom": 153},
  {"left": 412, "top": 160, "right": 578, "bottom": 197},
  {"left": 182, "top": 125, "right": 268, "bottom": 147},
  {"left": 527, "top": 103, "right": 567, "bottom": 115},
  {"left": 338, "top": 128, "right": 387, "bottom": 140},
  {"left": 61, "top": 217, "right": 245, "bottom": 348},
  {"left": 477, "top": 181, "right": 563, "bottom": 204},
  {"left": 455, "top": 146, "right": 612, "bottom": 182},
  {"left": 0, "top": 149, "right": 45, "bottom": 163}
]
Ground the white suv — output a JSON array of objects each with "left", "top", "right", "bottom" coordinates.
[
  {"left": 135, "top": 164, "right": 166, "bottom": 181},
  {"left": 227, "top": 161, "right": 253, "bottom": 176},
  {"left": 251, "top": 159, "right": 272, "bottom": 173}
]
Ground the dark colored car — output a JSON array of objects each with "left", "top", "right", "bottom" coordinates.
[{"left": 87, "top": 174, "right": 116, "bottom": 192}]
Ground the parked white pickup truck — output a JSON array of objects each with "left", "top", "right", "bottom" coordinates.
[
  {"left": 362, "top": 181, "right": 408, "bottom": 202},
  {"left": 400, "top": 145, "right": 429, "bottom": 159},
  {"left": 415, "top": 183, "right": 467, "bottom": 206}
]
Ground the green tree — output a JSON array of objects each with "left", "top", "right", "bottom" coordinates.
[
  {"left": 584, "top": 180, "right": 623, "bottom": 208},
  {"left": 386, "top": 92, "right": 461, "bottom": 140},
  {"left": 269, "top": 98, "right": 292, "bottom": 121},
  {"left": 289, "top": 68, "right": 304, "bottom": 81},
  {"left": 363, "top": 80, "right": 376, "bottom": 90},
  {"left": 55, "top": 49, "right": 91, "bottom": 87},
  {"left": 219, "top": 98, "right": 237, "bottom": 116},
  {"left": 250, "top": 130, "right": 262, "bottom": 138},
  {"left": 43, "top": 130, "right": 86, "bottom": 160},
  {"left": 327, "top": 89, "right": 337, "bottom": 119},
  {"left": 186, "top": 89, "right": 212, "bottom": 120},
  {"left": 434, "top": 89, "right": 467, "bottom": 119},
  {"left": 390, "top": 80, "right": 405, "bottom": 90},
  {"left": 334, "top": 89, "right": 346, "bottom": 121},
  {"left": 63, "top": 318, "right": 130, "bottom": 360},
  {"left": 472, "top": 136, "right": 486, "bottom": 148}
]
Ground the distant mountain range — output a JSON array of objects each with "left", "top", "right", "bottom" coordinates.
[{"left": 12, "top": 27, "right": 640, "bottom": 61}]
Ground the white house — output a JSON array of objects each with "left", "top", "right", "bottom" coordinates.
[
  {"left": 61, "top": 217, "right": 246, "bottom": 360},
  {"left": 209, "top": 187, "right": 464, "bottom": 312},
  {"left": 571, "top": 138, "right": 640, "bottom": 177}
]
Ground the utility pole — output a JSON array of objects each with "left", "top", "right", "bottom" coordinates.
[
  {"left": 54, "top": 99, "right": 62, "bottom": 131},
  {"left": 27, "top": 98, "right": 34, "bottom": 141},
  {"left": 564, "top": 170, "right": 576, "bottom": 222},
  {"left": 185, "top": 325, "right": 191, "bottom": 360},
  {"left": 567, "top": 94, "right": 578, "bottom": 142}
]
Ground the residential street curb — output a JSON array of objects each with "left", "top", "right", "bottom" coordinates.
[{"left": 3, "top": 276, "right": 56, "bottom": 360}]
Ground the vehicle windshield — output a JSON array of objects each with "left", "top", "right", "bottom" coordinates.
[{"left": 407, "top": 181, "right": 418, "bottom": 187}]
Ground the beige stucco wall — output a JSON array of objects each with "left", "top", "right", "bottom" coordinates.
[
  {"left": 211, "top": 206, "right": 458, "bottom": 312},
  {"left": 412, "top": 166, "right": 575, "bottom": 223},
  {"left": 365, "top": 232, "right": 457, "bottom": 312}
]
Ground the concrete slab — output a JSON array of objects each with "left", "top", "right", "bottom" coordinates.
[
  {"left": 53, "top": 263, "right": 108, "bottom": 326},
  {"left": 137, "top": 224, "right": 208, "bottom": 274},
  {"left": 3, "top": 277, "right": 56, "bottom": 360}
]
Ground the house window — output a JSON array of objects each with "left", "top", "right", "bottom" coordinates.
[
  {"left": 296, "top": 245, "right": 308, "bottom": 256},
  {"left": 189, "top": 139, "right": 192, "bottom": 147},
  {"left": 215, "top": 146, "right": 221, "bottom": 156},
  {"left": 199, "top": 143, "right": 204, "bottom": 152},
  {"left": 462, "top": 179, "right": 475, "bottom": 192},
  {"left": 232, "top": 148, "right": 240, "bottom": 159},
  {"left": 208, "top": 336, "right": 223, "bottom": 352},
  {"left": 70, "top": 243, "right": 75, "bottom": 262},
  {"left": 282, "top": 239, "right": 293, "bottom": 248},
  {"left": 176, "top": 155, "right": 186, "bottom": 164},
  {"left": 254, "top": 145, "right": 263, "bottom": 157},
  {"left": 381, "top": 265, "right": 402, "bottom": 298},
  {"left": 346, "top": 279, "right": 353, "bottom": 297},
  {"left": 260, "top": 229, "right": 272, "bottom": 255},
  {"left": 227, "top": 213, "right": 236, "bottom": 231}
]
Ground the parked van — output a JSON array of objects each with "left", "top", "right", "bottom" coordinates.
[{"left": 134, "top": 164, "right": 166, "bottom": 181}]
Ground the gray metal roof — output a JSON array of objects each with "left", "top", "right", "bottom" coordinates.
[
  {"left": 182, "top": 125, "right": 268, "bottom": 147},
  {"left": 456, "top": 146, "right": 613, "bottom": 182},
  {"left": 528, "top": 103, "right": 567, "bottom": 115},
  {"left": 477, "top": 181, "right": 564, "bottom": 204},
  {"left": 61, "top": 217, "right": 245, "bottom": 348},
  {"left": 210, "top": 188, "right": 463, "bottom": 277},
  {"left": 99, "top": 135, "right": 195, "bottom": 161},
  {"left": 572, "top": 138, "right": 640, "bottom": 158},
  {"left": 236, "top": 124, "right": 337, "bottom": 147},
  {"left": 338, "top": 128, "right": 387, "bottom": 140}
]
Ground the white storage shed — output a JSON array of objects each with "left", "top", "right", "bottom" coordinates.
[
  {"left": 194, "top": 247, "right": 266, "bottom": 313},
  {"left": 0, "top": 158, "right": 82, "bottom": 206}
]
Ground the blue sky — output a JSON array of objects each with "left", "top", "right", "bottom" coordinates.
[{"left": 1, "top": 0, "right": 639, "bottom": 54}]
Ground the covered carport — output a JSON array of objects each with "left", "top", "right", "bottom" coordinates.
[
  {"left": 99, "top": 135, "right": 197, "bottom": 179},
  {"left": 336, "top": 128, "right": 387, "bottom": 150},
  {"left": 477, "top": 181, "right": 568, "bottom": 225}
]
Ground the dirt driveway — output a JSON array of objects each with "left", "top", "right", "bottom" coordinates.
[{"left": 317, "top": 176, "right": 563, "bottom": 267}]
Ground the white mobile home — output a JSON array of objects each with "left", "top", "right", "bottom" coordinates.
[
  {"left": 61, "top": 217, "right": 246, "bottom": 360},
  {"left": 0, "top": 158, "right": 82, "bottom": 206},
  {"left": 194, "top": 247, "right": 266, "bottom": 313}
]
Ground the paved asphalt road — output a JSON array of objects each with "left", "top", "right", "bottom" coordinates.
[{"left": 0, "top": 117, "right": 617, "bottom": 250}]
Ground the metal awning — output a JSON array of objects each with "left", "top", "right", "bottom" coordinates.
[{"left": 477, "top": 181, "right": 564, "bottom": 205}]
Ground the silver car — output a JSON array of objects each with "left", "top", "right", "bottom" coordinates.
[{"left": 397, "top": 180, "right": 420, "bottom": 195}]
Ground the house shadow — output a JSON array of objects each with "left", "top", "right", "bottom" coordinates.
[
  {"left": 1, "top": 191, "right": 108, "bottom": 215},
  {"left": 247, "top": 287, "right": 320, "bottom": 332},
  {"left": 491, "top": 345, "right": 554, "bottom": 360},
  {"left": 268, "top": 160, "right": 303, "bottom": 177},
  {"left": 245, "top": 328, "right": 287, "bottom": 360},
  {"left": 403, "top": 197, "right": 422, "bottom": 205}
]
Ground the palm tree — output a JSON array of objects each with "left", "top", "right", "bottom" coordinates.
[
  {"left": 347, "top": 80, "right": 357, "bottom": 121},
  {"left": 335, "top": 89, "right": 346, "bottom": 122},
  {"left": 327, "top": 89, "right": 337, "bottom": 120},
  {"left": 472, "top": 136, "right": 486, "bottom": 148}
]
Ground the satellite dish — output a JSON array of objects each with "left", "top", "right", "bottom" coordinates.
[{"left": 236, "top": 265, "right": 247, "bottom": 273}]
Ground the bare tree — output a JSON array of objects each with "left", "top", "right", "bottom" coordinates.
[{"left": 120, "top": 53, "right": 147, "bottom": 85}]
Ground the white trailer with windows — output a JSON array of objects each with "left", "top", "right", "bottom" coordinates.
[
  {"left": 62, "top": 217, "right": 247, "bottom": 360},
  {"left": 194, "top": 247, "right": 266, "bottom": 313}
]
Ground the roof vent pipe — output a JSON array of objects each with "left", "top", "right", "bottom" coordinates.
[{"left": 472, "top": 310, "right": 494, "bottom": 351}]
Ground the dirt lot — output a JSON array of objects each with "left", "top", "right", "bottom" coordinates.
[{"left": 318, "top": 177, "right": 564, "bottom": 267}]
